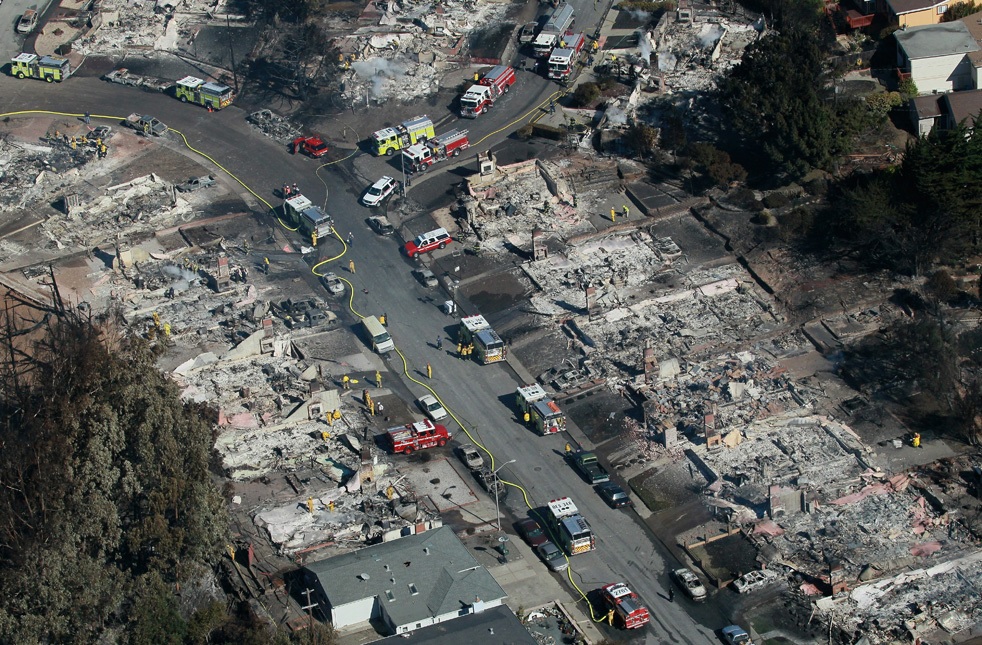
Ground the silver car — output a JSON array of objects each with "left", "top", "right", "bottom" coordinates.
[
  {"left": 321, "top": 272, "right": 344, "bottom": 295},
  {"left": 536, "top": 541, "right": 568, "bottom": 572},
  {"left": 672, "top": 568, "right": 707, "bottom": 602},
  {"left": 416, "top": 394, "right": 448, "bottom": 421}
]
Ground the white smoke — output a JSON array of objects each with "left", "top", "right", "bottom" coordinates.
[
  {"left": 161, "top": 264, "right": 199, "bottom": 293},
  {"left": 637, "top": 30, "right": 653, "bottom": 64},
  {"left": 350, "top": 58, "right": 408, "bottom": 97},
  {"left": 696, "top": 24, "right": 725, "bottom": 49},
  {"left": 625, "top": 8, "right": 652, "bottom": 22},
  {"left": 657, "top": 49, "right": 677, "bottom": 72}
]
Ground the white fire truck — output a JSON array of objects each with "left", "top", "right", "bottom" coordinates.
[
  {"left": 460, "top": 65, "right": 517, "bottom": 118},
  {"left": 600, "top": 582, "right": 651, "bottom": 630},
  {"left": 283, "top": 194, "right": 333, "bottom": 242},
  {"left": 403, "top": 129, "right": 470, "bottom": 172},
  {"left": 545, "top": 497, "right": 595, "bottom": 555},
  {"left": 533, "top": 2, "right": 575, "bottom": 58},
  {"left": 458, "top": 315, "right": 507, "bottom": 364},
  {"left": 516, "top": 384, "right": 566, "bottom": 435},
  {"left": 547, "top": 32, "right": 586, "bottom": 84}
]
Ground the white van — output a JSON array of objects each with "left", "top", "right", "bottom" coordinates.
[{"left": 363, "top": 315, "right": 394, "bottom": 353}]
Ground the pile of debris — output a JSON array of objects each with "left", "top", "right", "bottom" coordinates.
[
  {"left": 247, "top": 110, "right": 302, "bottom": 146},
  {"left": 654, "top": 17, "right": 761, "bottom": 94},
  {"left": 334, "top": 0, "right": 503, "bottom": 106}
]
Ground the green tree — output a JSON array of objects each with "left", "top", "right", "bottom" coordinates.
[
  {"left": 942, "top": 0, "right": 982, "bottom": 21},
  {"left": 0, "top": 306, "right": 228, "bottom": 642},
  {"left": 721, "top": 30, "right": 834, "bottom": 179}
]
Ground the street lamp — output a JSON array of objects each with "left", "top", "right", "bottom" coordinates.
[{"left": 492, "top": 459, "right": 517, "bottom": 531}]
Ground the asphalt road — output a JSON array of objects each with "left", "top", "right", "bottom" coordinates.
[
  {"left": 0, "top": 27, "right": 731, "bottom": 645},
  {"left": 0, "top": 0, "right": 43, "bottom": 61}
]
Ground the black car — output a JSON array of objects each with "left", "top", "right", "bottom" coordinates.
[{"left": 596, "top": 481, "right": 632, "bottom": 508}]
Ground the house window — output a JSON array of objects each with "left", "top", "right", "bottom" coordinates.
[{"left": 937, "top": 4, "right": 947, "bottom": 13}]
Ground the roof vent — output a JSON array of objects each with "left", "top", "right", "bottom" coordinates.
[
  {"left": 385, "top": 590, "right": 395, "bottom": 602},
  {"left": 384, "top": 564, "right": 390, "bottom": 571},
  {"left": 409, "top": 583, "right": 419, "bottom": 595},
  {"left": 423, "top": 547, "right": 430, "bottom": 555},
  {"left": 358, "top": 573, "right": 370, "bottom": 581}
]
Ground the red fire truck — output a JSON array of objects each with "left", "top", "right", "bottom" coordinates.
[
  {"left": 460, "top": 65, "right": 516, "bottom": 118},
  {"left": 547, "top": 33, "right": 586, "bottom": 84},
  {"left": 387, "top": 419, "right": 452, "bottom": 454},
  {"left": 600, "top": 582, "right": 651, "bottom": 629},
  {"left": 403, "top": 129, "right": 470, "bottom": 172}
]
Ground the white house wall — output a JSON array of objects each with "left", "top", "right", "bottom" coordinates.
[
  {"left": 387, "top": 598, "right": 506, "bottom": 635},
  {"left": 331, "top": 596, "right": 378, "bottom": 629},
  {"left": 911, "top": 53, "right": 974, "bottom": 94}
]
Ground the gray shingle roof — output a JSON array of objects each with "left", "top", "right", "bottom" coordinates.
[
  {"left": 305, "top": 526, "right": 506, "bottom": 627},
  {"left": 943, "top": 89, "right": 982, "bottom": 125},
  {"left": 394, "top": 605, "right": 538, "bottom": 644},
  {"left": 896, "top": 22, "right": 980, "bottom": 60}
]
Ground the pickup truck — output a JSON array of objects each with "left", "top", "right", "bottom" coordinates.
[
  {"left": 176, "top": 176, "right": 216, "bottom": 192},
  {"left": 571, "top": 451, "right": 609, "bottom": 484},
  {"left": 126, "top": 114, "right": 168, "bottom": 137}
]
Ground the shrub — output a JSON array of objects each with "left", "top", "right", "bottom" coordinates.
[
  {"left": 804, "top": 177, "right": 827, "bottom": 196},
  {"left": 762, "top": 192, "right": 791, "bottom": 209},
  {"left": 571, "top": 82, "right": 600, "bottom": 107},
  {"left": 927, "top": 270, "right": 958, "bottom": 301}
]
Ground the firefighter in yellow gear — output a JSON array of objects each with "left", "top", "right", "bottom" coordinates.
[
  {"left": 426, "top": 363, "right": 433, "bottom": 379},
  {"left": 913, "top": 433, "right": 921, "bottom": 448},
  {"left": 375, "top": 370, "right": 382, "bottom": 387},
  {"left": 332, "top": 409, "right": 341, "bottom": 421},
  {"left": 342, "top": 375, "right": 350, "bottom": 389}
]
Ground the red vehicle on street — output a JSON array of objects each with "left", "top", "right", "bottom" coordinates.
[
  {"left": 402, "top": 130, "right": 470, "bottom": 172},
  {"left": 292, "top": 136, "right": 329, "bottom": 158},
  {"left": 460, "top": 65, "right": 516, "bottom": 117},
  {"left": 387, "top": 419, "right": 451, "bottom": 455},
  {"left": 599, "top": 582, "right": 650, "bottom": 629}
]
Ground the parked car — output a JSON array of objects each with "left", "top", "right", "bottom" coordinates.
[
  {"left": 596, "top": 481, "right": 632, "bottom": 508},
  {"left": 536, "top": 541, "right": 568, "bottom": 572},
  {"left": 361, "top": 176, "right": 398, "bottom": 207},
  {"left": 17, "top": 9, "right": 39, "bottom": 34},
  {"left": 412, "top": 268, "right": 438, "bottom": 288},
  {"left": 732, "top": 568, "right": 781, "bottom": 594},
  {"left": 721, "top": 625, "right": 751, "bottom": 645},
  {"left": 367, "top": 215, "right": 395, "bottom": 236},
  {"left": 176, "top": 176, "right": 216, "bottom": 192},
  {"left": 416, "top": 394, "right": 448, "bottom": 421},
  {"left": 671, "top": 568, "right": 707, "bottom": 602},
  {"left": 457, "top": 443, "right": 484, "bottom": 470},
  {"left": 516, "top": 518, "right": 548, "bottom": 548},
  {"left": 321, "top": 272, "right": 344, "bottom": 295}
]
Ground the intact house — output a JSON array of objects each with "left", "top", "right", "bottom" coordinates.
[
  {"left": 895, "top": 21, "right": 980, "bottom": 95},
  {"left": 302, "top": 525, "right": 507, "bottom": 636},
  {"left": 886, "top": 0, "right": 970, "bottom": 28},
  {"left": 909, "top": 88, "right": 982, "bottom": 133}
]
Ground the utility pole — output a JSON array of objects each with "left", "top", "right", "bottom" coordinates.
[
  {"left": 226, "top": 15, "right": 239, "bottom": 93},
  {"left": 302, "top": 587, "right": 319, "bottom": 632}
]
